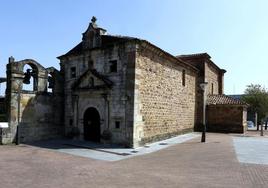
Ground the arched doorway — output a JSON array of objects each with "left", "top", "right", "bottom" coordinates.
[{"left": 83, "top": 107, "right": 101, "bottom": 142}]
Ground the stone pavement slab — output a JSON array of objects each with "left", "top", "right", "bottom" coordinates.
[
  {"left": 233, "top": 136, "right": 268, "bottom": 165},
  {"left": 27, "top": 132, "right": 199, "bottom": 161}
]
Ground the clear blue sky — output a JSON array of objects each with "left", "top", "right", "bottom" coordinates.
[{"left": 1, "top": 0, "right": 268, "bottom": 95}]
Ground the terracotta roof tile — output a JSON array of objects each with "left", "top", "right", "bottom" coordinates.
[{"left": 207, "top": 95, "right": 248, "bottom": 106}]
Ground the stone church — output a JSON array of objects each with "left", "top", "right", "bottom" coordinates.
[{"left": 0, "top": 17, "right": 247, "bottom": 148}]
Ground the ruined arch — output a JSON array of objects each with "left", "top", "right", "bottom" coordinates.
[
  {"left": 2, "top": 57, "right": 64, "bottom": 144},
  {"left": 15, "top": 59, "right": 47, "bottom": 93}
]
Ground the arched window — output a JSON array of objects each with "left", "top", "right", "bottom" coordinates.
[
  {"left": 47, "top": 73, "right": 54, "bottom": 93},
  {"left": 22, "top": 64, "right": 38, "bottom": 91}
]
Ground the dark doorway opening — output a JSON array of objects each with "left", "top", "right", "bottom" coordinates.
[{"left": 83, "top": 107, "right": 101, "bottom": 142}]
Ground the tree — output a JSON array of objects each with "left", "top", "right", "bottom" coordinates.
[{"left": 242, "top": 84, "right": 268, "bottom": 130}]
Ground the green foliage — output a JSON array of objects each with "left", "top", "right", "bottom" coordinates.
[{"left": 242, "top": 84, "right": 268, "bottom": 123}]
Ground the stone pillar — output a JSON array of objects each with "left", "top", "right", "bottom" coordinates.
[
  {"left": 219, "top": 69, "right": 226, "bottom": 95},
  {"left": 1, "top": 57, "right": 24, "bottom": 144}
]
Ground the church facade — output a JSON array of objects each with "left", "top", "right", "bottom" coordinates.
[{"left": 0, "top": 17, "right": 247, "bottom": 148}]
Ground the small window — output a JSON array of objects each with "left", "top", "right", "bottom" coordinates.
[
  {"left": 115, "top": 121, "right": 120, "bottom": 129},
  {"left": 211, "top": 83, "right": 214, "bottom": 94},
  {"left": 88, "top": 60, "right": 94, "bottom": 69},
  {"left": 69, "top": 119, "right": 73, "bottom": 126},
  {"left": 182, "top": 69, "right": 186, "bottom": 86},
  {"left": 70, "top": 67, "right": 76, "bottom": 78},
  {"left": 109, "top": 60, "right": 117, "bottom": 73}
]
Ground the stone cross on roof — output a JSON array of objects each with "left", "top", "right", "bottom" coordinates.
[{"left": 91, "top": 16, "right": 97, "bottom": 24}]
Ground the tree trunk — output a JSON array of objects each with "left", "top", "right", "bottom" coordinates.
[{"left": 265, "top": 119, "right": 268, "bottom": 130}]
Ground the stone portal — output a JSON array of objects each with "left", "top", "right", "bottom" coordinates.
[{"left": 83, "top": 107, "right": 101, "bottom": 142}]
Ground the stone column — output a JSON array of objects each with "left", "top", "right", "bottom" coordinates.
[{"left": 3, "top": 57, "right": 24, "bottom": 144}]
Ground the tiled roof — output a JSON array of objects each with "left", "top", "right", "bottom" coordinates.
[
  {"left": 177, "top": 53, "right": 211, "bottom": 59},
  {"left": 207, "top": 95, "right": 248, "bottom": 106},
  {"left": 176, "top": 53, "right": 226, "bottom": 74}
]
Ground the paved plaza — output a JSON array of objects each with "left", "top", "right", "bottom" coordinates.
[
  {"left": 0, "top": 132, "right": 268, "bottom": 188},
  {"left": 233, "top": 136, "right": 268, "bottom": 165},
  {"left": 28, "top": 133, "right": 200, "bottom": 161}
]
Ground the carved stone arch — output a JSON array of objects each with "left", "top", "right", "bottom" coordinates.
[
  {"left": 83, "top": 107, "right": 101, "bottom": 142},
  {"left": 17, "top": 59, "right": 46, "bottom": 73},
  {"left": 20, "top": 59, "right": 47, "bottom": 92},
  {"left": 81, "top": 104, "right": 104, "bottom": 121}
]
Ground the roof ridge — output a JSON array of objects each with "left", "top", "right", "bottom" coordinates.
[{"left": 177, "top": 53, "right": 210, "bottom": 58}]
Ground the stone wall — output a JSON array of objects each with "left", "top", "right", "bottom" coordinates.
[
  {"left": 18, "top": 93, "right": 64, "bottom": 142},
  {"left": 1, "top": 58, "right": 64, "bottom": 144},
  {"left": 134, "top": 45, "right": 197, "bottom": 146},
  {"left": 205, "top": 62, "right": 219, "bottom": 95},
  {"left": 195, "top": 62, "right": 222, "bottom": 131},
  {"left": 207, "top": 105, "right": 246, "bottom": 133},
  {"left": 60, "top": 42, "right": 136, "bottom": 147}
]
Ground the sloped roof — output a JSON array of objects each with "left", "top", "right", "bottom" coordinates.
[
  {"left": 177, "top": 53, "right": 226, "bottom": 74},
  {"left": 177, "top": 53, "right": 211, "bottom": 59},
  {"left": 207, "top": 95, "right": 248, "bottom": 106},
  {"left": 57, "top": 35, "right": 137, "bottom": 59},
  {"left": 57, "top": 34, "right": 198, "bottom": 72}
]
